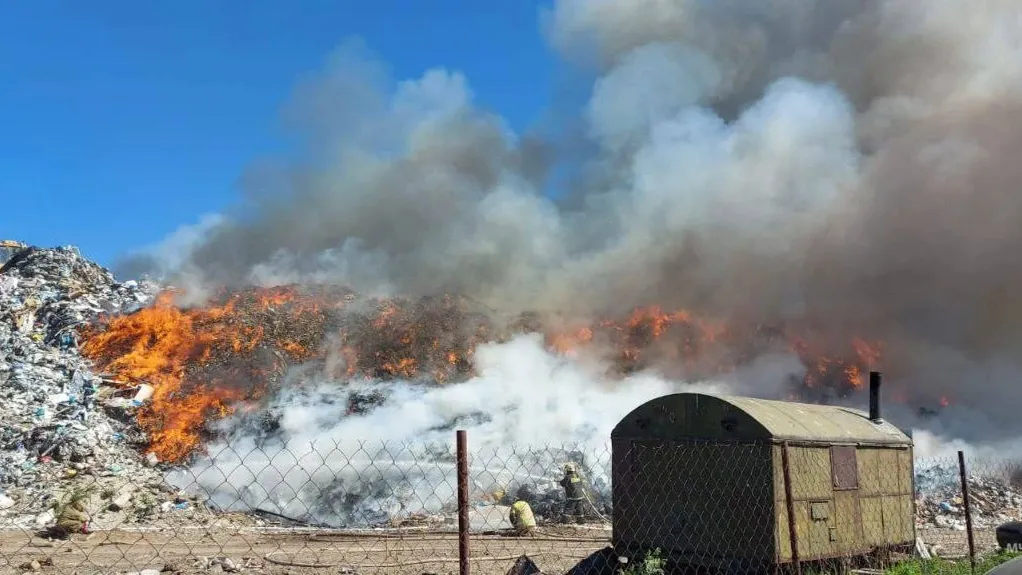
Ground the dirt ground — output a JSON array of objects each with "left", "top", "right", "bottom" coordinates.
[
  {"left": 0, "top": 525, "right": 611, "bottom": 575},
  {"left": 917, "top": 527, "right": 1000, "bottom": 557},
  {"left": 0, "top": 526, "right": 999, "bottom": 575}
]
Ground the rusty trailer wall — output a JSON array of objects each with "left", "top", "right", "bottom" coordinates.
[{"left": 773, "top": 443, "right": 915, "bottom": 562}]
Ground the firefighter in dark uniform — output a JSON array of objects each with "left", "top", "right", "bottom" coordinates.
[{"left": 559, "top": 462, "right": 585, "bottom": 523}]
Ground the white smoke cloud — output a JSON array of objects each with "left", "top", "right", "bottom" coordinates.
[
  {"left": 585, "top": 42, "right": 722, "bottom": 150},
  {"left": 175, "top": 335, "right": 736, "bottom": 525},
  {"left": 121, "top": 213, "right": 225, "bottom": 277},
  {"left": 545, "top": 0, "right": 699, "bottom": 66},
  {"left": 173, "top": 335, "right": 1016, "bottom": 527}
]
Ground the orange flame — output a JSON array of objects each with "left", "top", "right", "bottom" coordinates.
[
  {"left": 80, "top": 286, "right": 886, "bottom": 463},
  {"left": 81, "top": 286, "right": 328, "bottom": 462},
  {"left": 548, "top": 308, "right": 882, "bottom": 390},
  {"left": 789, "top": 335, "right": 882, "bottom": 392}
]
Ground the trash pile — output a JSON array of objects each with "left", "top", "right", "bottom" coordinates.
[
  {"left": 0, "top": 245, "right": 202, "bottom": 530},
  {"left": 915, "top": 465, "right": 1022, "bottom": 529}
]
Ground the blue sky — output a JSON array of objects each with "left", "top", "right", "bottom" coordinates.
[{"left": 0, "top": 1, "right": 558, "bottom": 266}]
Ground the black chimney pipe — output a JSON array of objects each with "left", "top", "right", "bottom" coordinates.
[{"left": 869, "top": 371, "right": 882, "bottom": 423}]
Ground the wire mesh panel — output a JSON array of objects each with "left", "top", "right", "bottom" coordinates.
[
  {"left": 613, "top": 440, "right": 776, "bottom": 574},
  {"left": 463, "top": 442, "right": 614, "bottom": 574},
  {"left": 0, "top": 438, "right": 1021, "bottom": 574}
]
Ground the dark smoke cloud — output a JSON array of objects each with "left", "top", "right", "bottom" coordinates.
[{"left": 120, "top": 0, "right": 1022, "bottom": 441}]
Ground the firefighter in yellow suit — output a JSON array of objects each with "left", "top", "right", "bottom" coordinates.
[
  {"left": 508, "top": 500, "right": 536, "bottom": 535},
  {"left": 53, "top": 498, "right": 90, "bottom": 537}
]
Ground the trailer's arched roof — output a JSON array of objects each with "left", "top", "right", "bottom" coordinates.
[{"left": 612, "top": 393, "right": 911, "bottom": 446}]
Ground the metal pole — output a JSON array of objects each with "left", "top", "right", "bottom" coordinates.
[
  {"left": 958, "top": 451, "right": 976, "bottom": 575},
  {"left": 782, "top": 441, "right": 801, "bottom": 575},
  {"left": 457, "top": 429, "right": 470, "bottom": 575},
  {"left": 909, "top": 432, "right": 921, "bottom": 557}
]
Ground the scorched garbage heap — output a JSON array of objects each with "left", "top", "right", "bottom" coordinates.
[{"left": 77, "top": 267, "right": 884, "bottom": 465}]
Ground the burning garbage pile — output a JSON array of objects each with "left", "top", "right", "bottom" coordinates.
[
  {"left": 544, "top": 310, "right": 882, "bottom": 400},
  {"left": 915, "top": 464, "right": 1022, "bottom": 529},
  {"left": 79, "top": 288, "right": 498, "bottom": 463},
  {"left": 79, "top": 281, "right": 884, "bottom": 466},
  {"left": 79, "top": 285, "right": 344, "bottom": 464},
  {"left": 0, "top": 246, "right": 190, "bottom": 530},
  {"left": 0, "top": 242, "right": 895, "bottom": 530}
]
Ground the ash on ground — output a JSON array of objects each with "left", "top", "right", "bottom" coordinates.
[{"left": 0, "top": 246, "right": 204, "bottom": 531}]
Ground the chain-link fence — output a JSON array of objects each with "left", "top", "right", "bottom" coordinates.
[{"left": 0, "top": 432, "right": 1020, "bottom": 574}]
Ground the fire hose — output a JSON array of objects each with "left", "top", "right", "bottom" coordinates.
[
  {"left": 582, "top": 489, "right": 609, "bottom": 523},
  {"left": 263, "top": 549, "right": 582, "bottom": 569},
  {"left": 306, "top": 532, "right": 608, "bottom": 543}
]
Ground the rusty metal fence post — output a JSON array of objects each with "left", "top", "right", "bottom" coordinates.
[
  {"left": 782, "top": 441, "right": 801, "bottom": 575},
  {"left": 958, "top": 450, "right": 976, "bottom": 575},
  {"left": 457, "top": 429, "right": 470, "bottom": 575}
]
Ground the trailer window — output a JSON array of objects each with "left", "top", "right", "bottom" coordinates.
[{"left": 831, "top": 445, "right": 858, "bottom": 490}]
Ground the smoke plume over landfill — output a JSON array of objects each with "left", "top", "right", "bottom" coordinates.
[{"left": 111, "top": 0, "right": 1022, "bottom": 492}]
